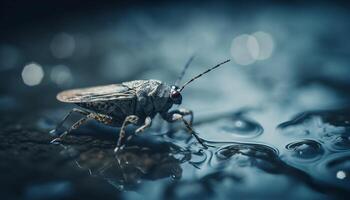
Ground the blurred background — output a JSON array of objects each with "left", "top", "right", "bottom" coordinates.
[{"left": 1, "top": 0, "right": 350, "bottom": 199}]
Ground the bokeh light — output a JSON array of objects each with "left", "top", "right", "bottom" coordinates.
[
  {"left": 231, "top": 32, "right": 274, "bottom": 65},
  {"left": 231, "top": 34, "right": 258, "bottom": 65},
  {"left": 50, "top": 65, "right": 73, "bottom": 87},
  {"left": 21, "top": 63, "right": 44, "bottom": 86},
  {"left": 252, "top": 31, "right": 274, "bottom": 60},
  {"left": 50, "top": 32, "right": 76, "bottom": 59}
]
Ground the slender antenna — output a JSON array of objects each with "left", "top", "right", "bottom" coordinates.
[
  {"left": 179, "top": 59, "right": 231, "bottom": 92},
  {"left": 175, "top": 55, "right": 195, "bottom": 87}
]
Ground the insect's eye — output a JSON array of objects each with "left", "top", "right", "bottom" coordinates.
[{"left": 171, "top": 90, "right": 180, "bottom": 99}]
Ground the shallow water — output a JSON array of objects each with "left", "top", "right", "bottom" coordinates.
[
  {"left": 1, "top": 108, "right": 349, "bottom": 199},
  {"left": 1, "top": 1, "right": 350, "bottom": 200}
]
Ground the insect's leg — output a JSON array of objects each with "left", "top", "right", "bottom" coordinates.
[
  {"left": 124, "top": 116, "right": 152, "bottom": 145},
  {"left": 52, "top": 108, "right": 90, "bottom": 133},
  {"left": 161, "top": 112, "right": 207, "bottom": 148},
  {"left": 88, "top": 113, "right": 114, "bottom": 126},
  {"left": 162, "top": 108, "right": 194, "bottom": 125},
  {"left": 135, "top": 116, "right": 152, "bottom": 134},
  {"left": 51, "top": 113, "right": 113, "bottom": 143},
  {"left": 115, "top": 115, "right": 139, "bottom": 153},
  {"left": 179, "top": 117, "right": 207, "bottom": 148},
  {"left": 178, "top": 108, "right": 194, "bottom": 125},
  {"left": 51, "top": 115, "right": 90, "bottom": 143}
]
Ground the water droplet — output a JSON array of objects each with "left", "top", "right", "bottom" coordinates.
[
  {"left": 336, "top": 170, "right": 346, "bottom": 180},
  {"left": 196, "top": 115, "right": 263, "bottom": 142},
  {"left": 285, "top": 140, "right": 323, "bottom": 160},
  {"left": 220, "top": 117, "right": 263, "bottom": 138}
]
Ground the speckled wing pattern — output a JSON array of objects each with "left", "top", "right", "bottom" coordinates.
[{"left": 56, "top": 84, "right": 136, "bottom": 103}]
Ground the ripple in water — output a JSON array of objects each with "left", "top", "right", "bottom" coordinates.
[
  {"left": 189, "top": 149, "right": 207, "bottom": 165},
  {"left": 213, "top": 143, "right": 281, "bottom": 173},
  {"left": 285, "top": 140, "right": 324, "bottom": 161},
  {"left": 277, "top": 110, "right": 347, "bottom": 139}
]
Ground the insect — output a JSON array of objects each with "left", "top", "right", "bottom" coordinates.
[{"left": 51, "top": 58, "right": 231, "bottom": 152}]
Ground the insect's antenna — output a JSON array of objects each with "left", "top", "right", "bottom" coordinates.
[
  {"left": 179, "top": 59, "right": 231, "bottom": 92},
  {"left": 175, "top": 55, "right": 195, "bottom": 87}
]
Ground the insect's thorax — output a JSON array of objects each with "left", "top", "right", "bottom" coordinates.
[{"left": 124, "top": 80, "right": 173, "bottom": 117}]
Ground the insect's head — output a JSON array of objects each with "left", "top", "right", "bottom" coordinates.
[
  {"left": 170, "top": 85, "right": 182, "bottom": 104},
  {"left": 170, "top": 58, "right": 230, "bottom": 105}
]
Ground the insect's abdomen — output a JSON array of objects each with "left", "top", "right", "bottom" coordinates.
[{"left": 77, "top": 99, "right": 136, "bottom": 126}]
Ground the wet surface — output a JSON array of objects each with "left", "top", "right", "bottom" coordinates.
[{"left": 2, "top": 1, "right": 350, "bottom": 200}]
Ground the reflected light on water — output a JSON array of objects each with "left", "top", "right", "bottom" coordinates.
[
  {"left": 21, "top": 63, "right": 44, "bottom": 86},
  {"left": 50, "top": 32, "right": 76, "bottom": 59},
  {"left": 336, "top": 170, "right": 346, "bottom": 180}
]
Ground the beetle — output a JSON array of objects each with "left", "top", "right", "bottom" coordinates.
[{"left": 51, "top": 58, "right": 231, "bottom": 152}]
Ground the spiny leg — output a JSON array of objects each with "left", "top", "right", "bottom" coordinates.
[
  {"left": 179, "top": 116, "right": 207, "bottom": 148},
  {"left": 51, "top": 116, "right": 89, "bottom": 143},
  {"left": 51, "top": 113, "right": 114, "bottom": 143},
  {"left": 115, "top": 115, "right": 139, "bottom": 153},
  {"left": 161, "top": 111, "right": 207, "bottom": 148},
  {"left": 51, "top": 108, "right": 90, "bottom": 134}
]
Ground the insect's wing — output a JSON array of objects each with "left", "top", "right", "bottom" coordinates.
[{"left": 57, "top": 84, "right": 135, "bottom": 103}]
